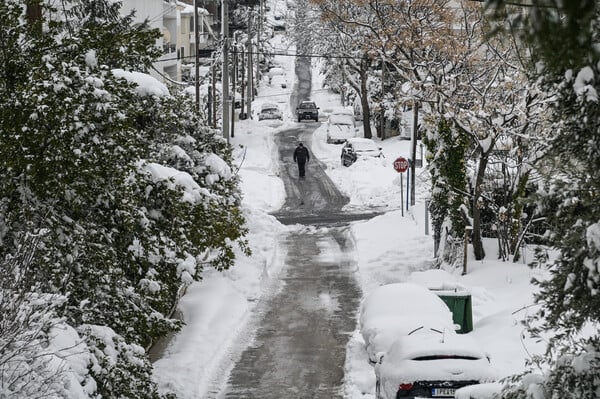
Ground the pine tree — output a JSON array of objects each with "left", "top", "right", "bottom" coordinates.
[{"left": 0, "top": 0, "right": 249, "bottom": 396}]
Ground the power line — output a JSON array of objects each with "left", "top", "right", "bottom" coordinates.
[
  {"left": 154, "top": 49, "right": 366, "bottom": 64},
  {"left": 156, "top": 47, "right": 531, "bottom": 65}
]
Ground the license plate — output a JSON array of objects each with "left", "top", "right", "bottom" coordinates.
[{"left": 431, "top": 387, "right": 456, "bottom": 397}]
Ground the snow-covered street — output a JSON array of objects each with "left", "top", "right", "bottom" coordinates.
[
  {"left": 3, "top": 1, "right": 600, "bottom": 398},
  {"left": 152, "top": 31, "right": 546, "bottom": 399}
]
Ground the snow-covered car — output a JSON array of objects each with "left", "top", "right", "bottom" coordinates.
[
  {"left": 360, "top": 283, "right": 455, "bottom": 363},
  {"left": 326, "top": 112, "right": 358, "bottom": 144},
  {"left": 375, "top": 331, "right": 496, "bottom": 399},
  {"left": 258, "top": 103, "right": 283, "bottom": 121},
  {"left": 268, "top": 67, "right": 284, "bottom": 80},
  {"left": 341, "top": 137, "right": 384, "bottom": 166},
  {"left": 270, "top": 74, "right": 287, "bottom": 88}
]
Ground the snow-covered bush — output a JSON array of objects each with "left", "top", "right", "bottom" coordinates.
[
  {"left": 490, "top": 3, "right": 600, "bottom": 397},
  {"left": 0, "top": 0, "right": 249, "bottom": 396},
  {"left": 0, "top": 234, "right": 75, "bottom": 398}
]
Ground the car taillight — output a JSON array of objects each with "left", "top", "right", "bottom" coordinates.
[{"left": 398, "top": 383, "right": 413, "bottom": 391}]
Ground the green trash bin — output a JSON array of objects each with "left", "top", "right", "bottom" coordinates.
[{"left": 435, "top": 290, "right": 473, "bottom": 334}]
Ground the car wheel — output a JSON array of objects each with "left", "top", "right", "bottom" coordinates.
[
  {"left": 297, "top": 117, "right": 301, "bottom": 122},
  {"left": 314, "top": 116, "right": 318, "bottom": 122}
]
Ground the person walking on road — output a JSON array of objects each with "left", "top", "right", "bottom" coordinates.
[{"left": 293, "top": 142, "right": 310, "bottom": 178}]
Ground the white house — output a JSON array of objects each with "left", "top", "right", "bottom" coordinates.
[{"left": 119, "top": 0, "right": 219, "bottom": 83}]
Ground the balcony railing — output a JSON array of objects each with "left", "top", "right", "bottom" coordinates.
[{"left": 163, "top": 42, "right": 176, "bottom": 54}]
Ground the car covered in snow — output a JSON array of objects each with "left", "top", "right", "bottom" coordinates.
[
  {"left": 258, "top": 103, "right": 283, "bottom": 121},
  {"left": 375, "top": 331, "right": 496, "bottom": 399},
  {"left": 268, "top": 67, "right": 285, "bottom": 81},
  {"left": 326, "top": 111, "right": 358, "bottom": 144},
  {"left": 270, "top": 74, "right": 287, "bottom": 89},
  {"left": 359, "top": 282, "right": 456, "bottom": 363},
  {"left": 341, "top": 137, "right": 384, "bottom": 166}
]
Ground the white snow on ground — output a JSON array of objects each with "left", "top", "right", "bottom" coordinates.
[{"left": 152, "top": 31, "right": 548, "bottom": 399}]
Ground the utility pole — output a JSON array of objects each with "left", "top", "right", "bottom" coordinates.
[
  {"left": 25, "top": 0, "right": 42, "bottom": 35},
  {"left": 240, "top": 46, "right": 245, "bottom": 118},
  {"left": 222, "top": 0, "right": 230, "bottom": 141},
  {"left": 246, "top": 14, "right": 253, "bottom": 119},
  {"left": 255, "top": 10, "right": 260, "bottom": 99},
  {"left": 194, "top": 0, "right": 200, "bottom": 111},
  {"left": 258, "top": 0, "right": 263, "bottom": 86},
  {"left": 212, "top": 55, "right": 217, "bottom": 128},
  {"left": 231, "top": 37, "right": 237, "bottom": 138},
  {"left": 410, "top": 100, "right": 418, "bottom": 206},
  {"left": 259, "top": 0, "right": 264, "bottom": 45}
]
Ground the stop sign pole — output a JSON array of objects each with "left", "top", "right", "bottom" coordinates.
[{"left": 393, "top": 157, "right": 409, "bottom": 217}]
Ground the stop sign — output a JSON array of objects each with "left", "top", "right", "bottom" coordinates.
[{"left": 393, "top": 157, "right": 409, "bottom": 173}]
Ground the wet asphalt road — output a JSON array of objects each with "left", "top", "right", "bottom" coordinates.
[
  {"left": 219, "top": 24, "right": 370, "bottom": 399},
  {"left": 220, "top": 120, "right": 367, "bottom": 398},
  {"left": 221, "top": 227, "right": 361, "bottom": 398}
]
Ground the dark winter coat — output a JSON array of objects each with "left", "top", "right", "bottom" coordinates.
[{"left": 293, "top": 145, "right": 310, "bottom": 164}]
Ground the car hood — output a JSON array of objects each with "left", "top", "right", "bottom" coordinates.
[
  {"left": 361, "top": 317, "right": 455, "bottom": 362},
  {"left": 328, "top": 124, "right": 355, "bottom": 138},
  {"left": 355, "top": 148, "right": 381, "bottom": 157}
]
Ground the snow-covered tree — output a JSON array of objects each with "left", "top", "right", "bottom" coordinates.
[
  {"left": 310, "top": 0, "right": 379, "bottom": 138},
  {"left": 482, "top": 1, "right": 600, "bottom": 397},
  {"left": 423, "top": 119, "right": 470, "bottom": 265},
  {"left": 502, "top": 64, "right": 600, "bottom": 396},
  {"left": 0, "top": 0, "right": 248, "bottom": 396}
]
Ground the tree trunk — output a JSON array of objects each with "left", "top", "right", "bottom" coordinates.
[
  {"left": 471, "top": 153, "right": 489, "bottom": 260},
  {"left": 360, "top": 59, "right": 372, "bottom": 139},
  {"left": 26, "top": 0, "right": 43, "bottom": 35}
]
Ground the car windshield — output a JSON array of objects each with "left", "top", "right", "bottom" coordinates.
[
  {"left": 300, "top": 102, "right": 316, "bottom": 109},
  {"left": 353, "top": 141, "right": 378, "bottom": 151},
  {"left": 329, "top": 114, "right": 353, "bottom": 125},
  {"left": 262, "top": 104, "right": 278, "bottom": 112}
]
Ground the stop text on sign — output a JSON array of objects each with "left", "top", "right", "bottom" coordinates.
[{"left": 393, "top": 157, "right": 409, "bottom": 173}]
